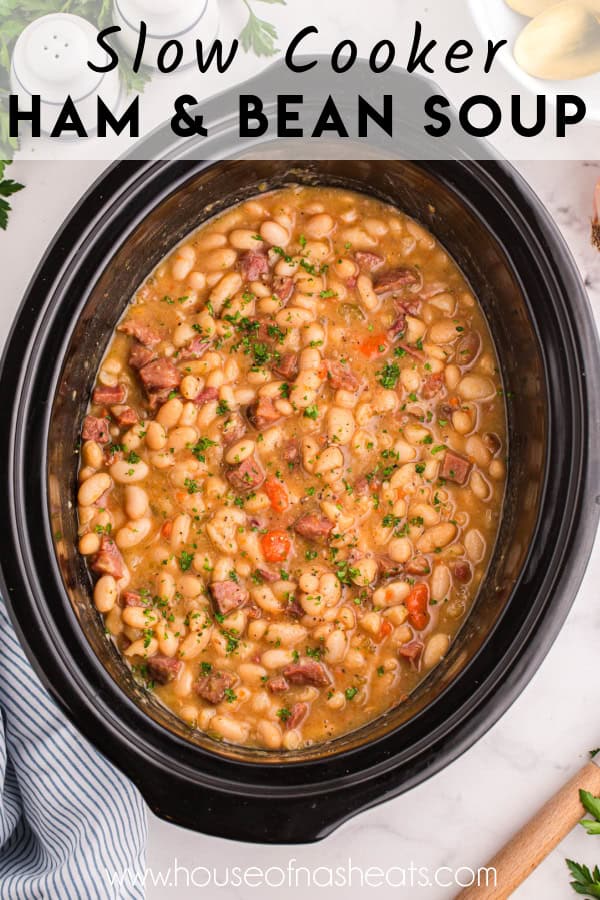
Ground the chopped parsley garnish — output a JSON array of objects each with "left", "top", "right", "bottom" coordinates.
[
  {"left": 345, "top": 687, "right": 359, "bottom": 701},
  {"left": 190, "top": 437, "right": 216, "bottom": 462},
  {"left": 382, "top": 514, "right": 402, "bottom": 528},
  {"left": 179, "top": 551, "right": 194, "bottom": 571},
  {"left": 377, "top": 362, "right": 400, "bottom": 390}
]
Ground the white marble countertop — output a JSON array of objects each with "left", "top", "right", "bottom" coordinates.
[{"left": 2, "top": 3, "right": 600, "bottom": 898}]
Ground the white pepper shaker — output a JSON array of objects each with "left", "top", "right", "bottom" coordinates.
[
  {"left": 10, "top": 13, "right": 121, "bottom": 137},
  {"left": 113, "top": 0, "right": 220, "bottom": 70}
]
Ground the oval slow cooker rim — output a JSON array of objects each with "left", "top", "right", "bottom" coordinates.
[{"left": 1, "top": 159, "right": 598, "bottom": 813}]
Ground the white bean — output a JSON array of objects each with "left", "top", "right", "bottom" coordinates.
[
  {"left": 78, "top": 472, "right": 112, "bottom": 506},
  {"left": 423, "top": 633, "right": 451, "bottom": 669},
  {"left": 260, "top": 220, "right": 290, "bottom": 247},
  {"left": 94, "top": 575, "right": 117, "bottom": 613},
  {"left": 115, "top": 518, "right": 152, "bottom": 549},
  {"left": 110, "top": 459, "right": 149, "bottom": 484},
  {"left": 124, "top": 485, "right": 149, "bottom": 520}
]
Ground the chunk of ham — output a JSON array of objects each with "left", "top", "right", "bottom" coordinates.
[
  {"left": 146, "top": 655, "right": 182, "bottom": 685},
  {"left": 111, "top": 405, "right": 138, "bottom": 427},
  {"left": 91, "top": 537, "right": 125, "bottom": 580},
  {"left": 374, "top": 267, "right": 421, "bottom": 294},
  {"left": 82, "top": 415, "right": 110, "bottom": 444},
  {"left": 268, "top": 676, "right": 289, "bottom": 694},
  {"left": 121, "top": 590, "right": 145, "bottom": 607},
  {"left": 355, "top": 251, "right": 384, "bottom": 271},
  {"left": 440, "top": 449, "right": 472, "bottom": 485},
  {"left": 405, "top": 556, "right": 431, "bottom": 576},
  {"left": 272, "top": 352, "right": 298, "bottom": 381},
  {"left": 193, "top": 386, "right": 219, "bottom": 406},
  {"left": 226, "top": 455, "right": 265, "bottom": 493},
  {"left": 285, "top": 701, "right": 309, "bottom": 730},
  {"left": 138, "top": 358, "right": 181, "bottom": 392},
  {"left": 209, "top": 580, "right": 249, "bottom": 616},
  {"left": 421, "top": 372, "right": 444, "bottom": 400},
  {"left": 255, "top": 567, "right": 278, "bottom": 583},
  {"left": 240, "top": 249, "right": 269, "bottom": 281},
  {"left": 272, "top": 275, "right": 294, "bottom": 303},
  {"left": 398, "top": 641, "right": 424, "bottom": 666},
  {"left": 388, "top": 313, "right": 407, "bottom": 342},
  {"left": 221, "top": 413, "right": 247, "bottom": 445},
  {"left": 293, "top": 514, "right": 333, "bottom": 543},
  {"left": 456, "top": 331, "right": 481, "bottom": 367},
  {"left": 284, "top": 596, "right": 304, "bottom": 619},
  {"left": 326, "top": 359, "right": 361, "bottom": 392},
  {"left": 282, "top": 661, "right": 330, "bottom": 686},
  {"left": 146, "top": 388, "right": 173, "bottom": 412},
  {"left": 93, "top": 384, "right": 126, "bottom": 405},
  {"left": 451, "top": 560, "right": 472, "bottom": 583},
  {"left": 179, "top": 336, "right": 211, "bottom": 361},
  {"left": 283, "top": 440, "right": 299, "bottom": 466},
  {"left": 118, "top": 319, "right": 161, "bottom": 347},
  {"left": 129, "top": 342, "right": 155, "bottom": 371},
  {"left": 377, "top": 556, "right": 403, "bottom": 578},
  {"left": 194, "top": 670, "right": 236, "bottom": 704},
  {"left": 248, "top": 397, "right": 280, "bottom": 430}
]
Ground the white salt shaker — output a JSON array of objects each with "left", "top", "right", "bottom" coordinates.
[
  {"left": 10, "top": 13, "right": 121, "bottom": 137},
  {"left": 113, "top": 0, "right": 220, "bottom": 69}
]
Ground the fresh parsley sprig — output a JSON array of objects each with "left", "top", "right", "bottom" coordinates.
[
  {"left": 566, "top": 789, "right": 600, "bottom": 897},
  {"left": 0, "top": 159, "right": 23, "bottom": 230},
  {"left": 567, "top": 860, "right": 600, "bottom": 898},
  {"left": 580, "top": 791, "right": 600, "bottom": 837},
  {"left": 240, "top": 0, "right": 286, "bottom": 57}
]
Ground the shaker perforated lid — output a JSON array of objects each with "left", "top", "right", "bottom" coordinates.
[{"left": 11, "top": 13, "right": 113, "bottom": 103}]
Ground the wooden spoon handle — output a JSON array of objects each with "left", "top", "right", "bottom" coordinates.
[{"left": 455, "top": 761, "right": 600, "bottom": 900}]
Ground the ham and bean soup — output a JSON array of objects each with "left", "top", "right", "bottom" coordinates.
[{"left": 77, "top": 186, "right": 506, "bottom": 751}]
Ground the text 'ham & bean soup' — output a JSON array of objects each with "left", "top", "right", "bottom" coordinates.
[{"left": 77, "top": 186, "right": 506, "bottom": 751}]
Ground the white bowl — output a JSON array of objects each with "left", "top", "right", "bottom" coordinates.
[{"left": 467, "top": 0, "right": 600, "bottom": 121}]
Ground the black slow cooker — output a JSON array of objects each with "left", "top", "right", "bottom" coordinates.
[{"left": 0, "top": 64, "right": 599, "bottom": 844}]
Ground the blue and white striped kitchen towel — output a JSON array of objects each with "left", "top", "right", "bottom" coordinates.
[{"left": 0, "top": 599, "right": 147, "bottom": 899}]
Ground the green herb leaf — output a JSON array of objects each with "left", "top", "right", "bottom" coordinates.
[
  {"left": 239, "top": 0, "right": 285, "bottom": 57},
  {"left": 179, "top": 551, "right": 194, "bottom": 571},
  {"left": 0, "top": 161, "right": 24, "bottom": 229},
  {"left": 580, "top": 791, "right": 600, "bottom": 835},
  {"left": 567, "top": 859, "right": 600, "bottom": 898},
  {"left": 377, "top": 362, "right": 400, "bottom": 390}
]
